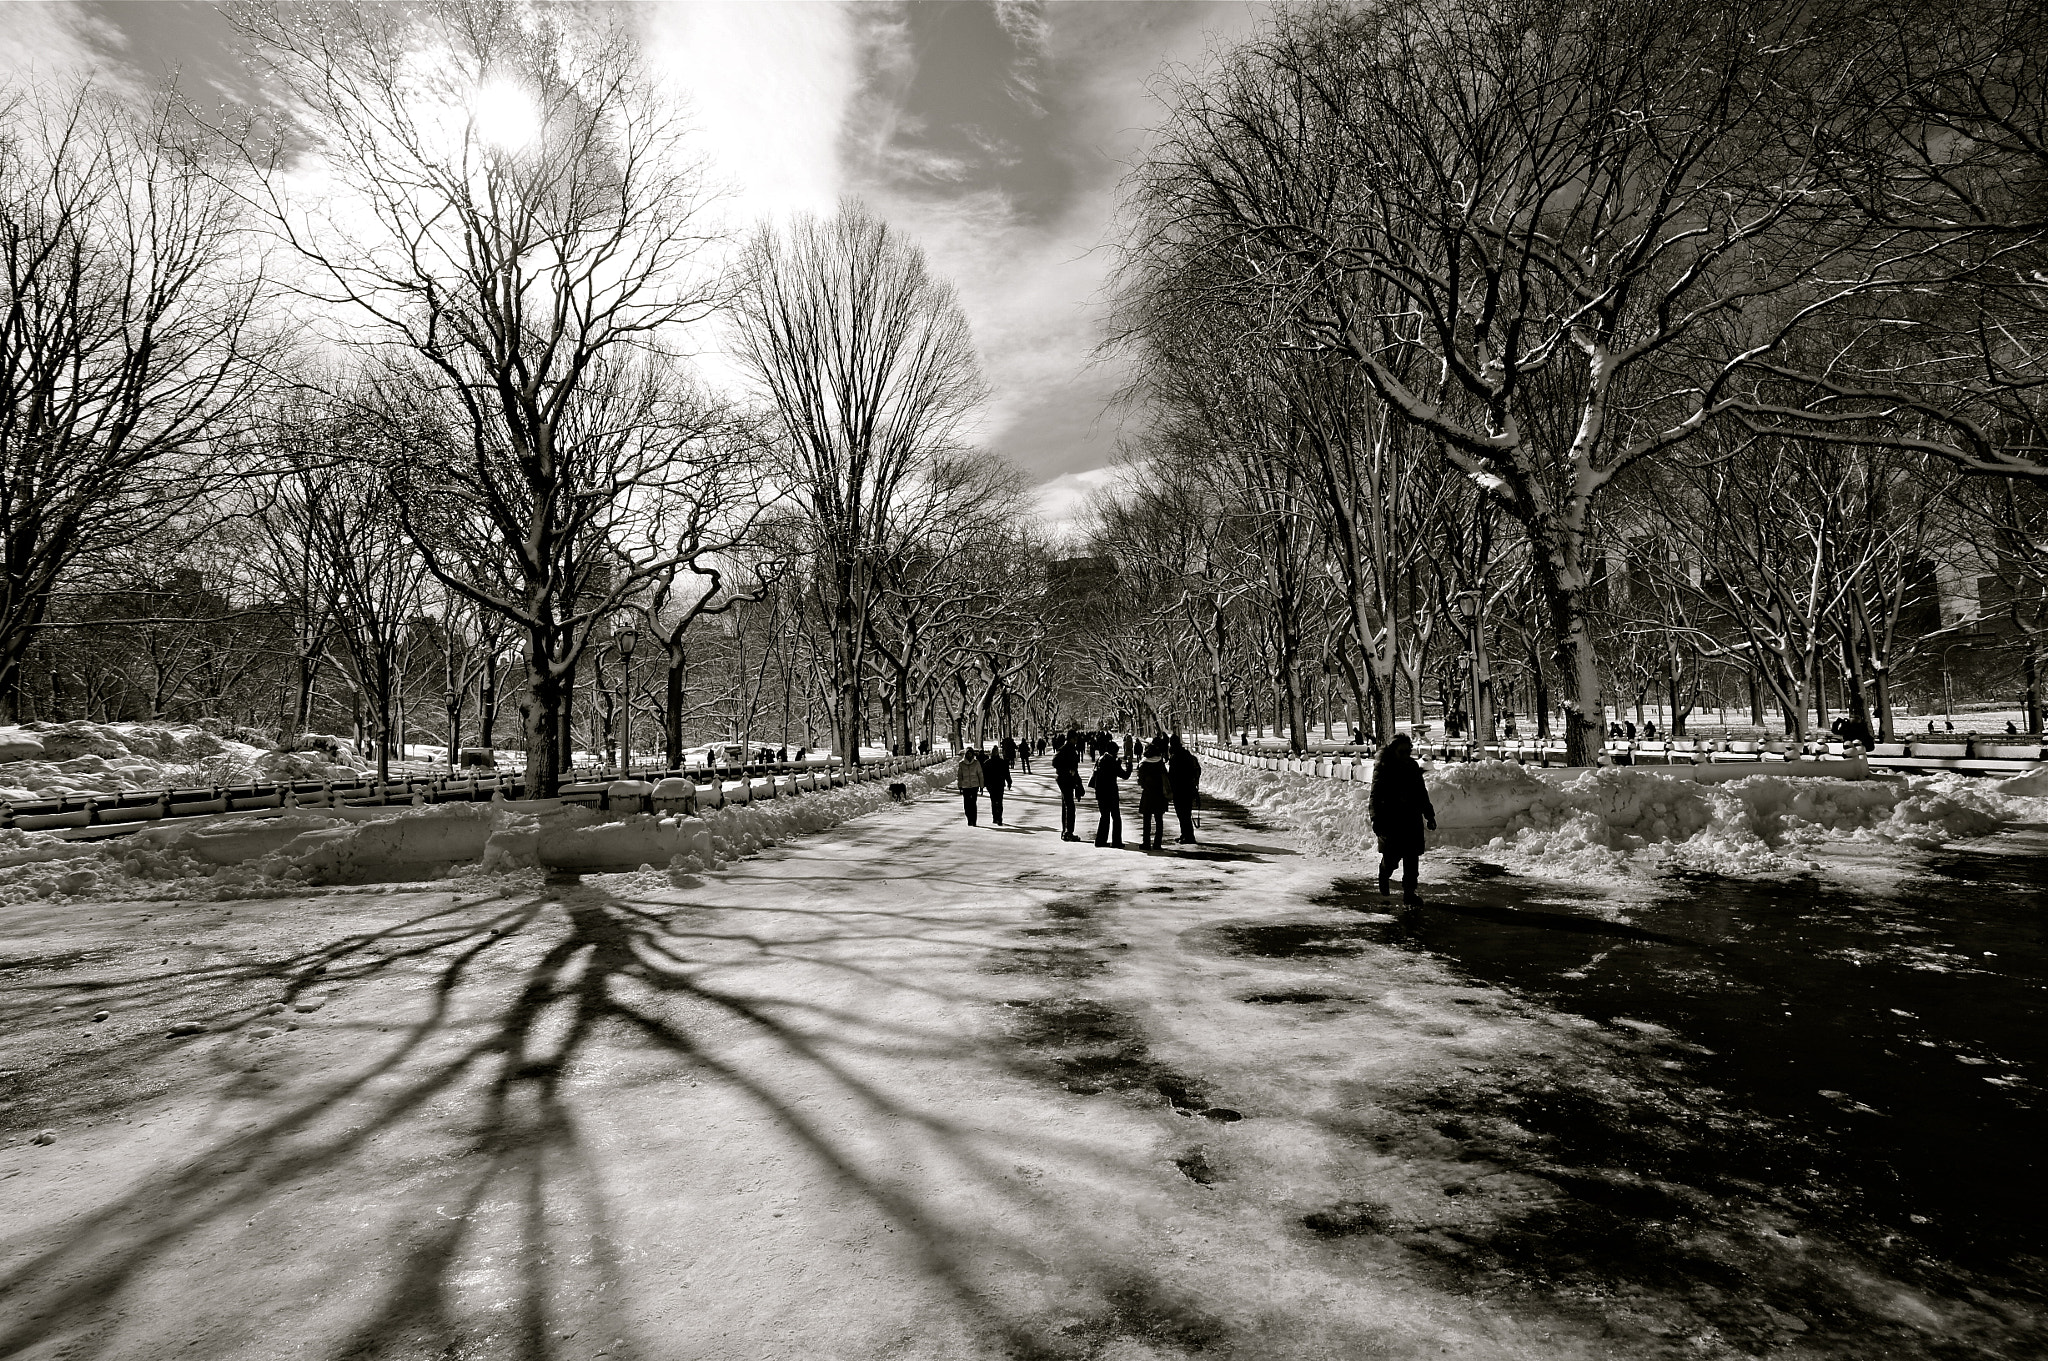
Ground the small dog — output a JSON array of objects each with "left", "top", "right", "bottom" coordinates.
[{"left": 887, "top": 781, "right": 910, "bottom": 802}]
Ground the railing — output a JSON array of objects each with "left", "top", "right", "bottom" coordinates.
[
  {"left": 1198, "top": 733, "right": 2048, "bottom": 781},
  {"left": 1, "top": 753, "right": 947, "bottom": 835}
]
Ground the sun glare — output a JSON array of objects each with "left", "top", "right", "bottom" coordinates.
[{"left": 472, "top": 78, "right": 541, "bottom": 152}]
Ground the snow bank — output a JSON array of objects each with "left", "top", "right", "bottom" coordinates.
[
  {"left": 1203, "top": 758, "right": 2017, "bottom": 879},
  {"left": 0, "top": 720, "right": 304, "bottom": 803},
  {"left": 482, "top": 766, "right": 952, "bottom": 881},
  {"left": 0, "top": 764, "right": 952, "bottom": 902}
]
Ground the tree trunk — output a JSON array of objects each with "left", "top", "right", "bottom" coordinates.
[
  {"left": 558, "top": 658, "right": 577, "bottom": 773},
  {"left": 1531, "top": 549, "right": 1604, "bottom": 764},
  {"left": 2027, "top": 638, "right": 2042, "bottom": 737},
  {"left": 522, "top": 666, "right": 564, "bottom": 800}
]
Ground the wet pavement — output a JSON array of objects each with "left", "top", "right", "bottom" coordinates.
[{"left": 1344, "top": 851, "right": 2046, "bottom": 1278}]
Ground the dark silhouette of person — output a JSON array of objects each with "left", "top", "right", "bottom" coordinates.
[
  {"left": 956, "top": 749, "right": 984, "bottom": 826},
  {"left": 2007, "top": 720, "right": 2020, "bottom": 736},
  {"left": 982, "top": 747, "right": 1011, "bottom": 825},
  {"left": 1001, "top": 735, "right": 1017, "bottom": 767},
  {"left": 1090, "top": 745, "right": 1129, "bottom": 848},
  {"left": 1052, "top": 734, "right": 1085, "bottom": 840},
  {"left": 1167, "top": 734, "right": 1201, "bottom": 844},
  {"left": 1015, "top": 737, "right": 1032, "bottom": 775},
  {"left": 1135, "top": 736, "right": 1170, "bottom": 849},
  {"left": 1370, "top": 733, "right": 1436, "bottom": 904}
]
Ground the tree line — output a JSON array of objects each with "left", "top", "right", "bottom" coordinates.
[
  {"left": 1090, "top": 0, "right": 2048, "bottom": 760},
  {"left": 1, "top": 1, "right": 1068, "bottom": 795}
]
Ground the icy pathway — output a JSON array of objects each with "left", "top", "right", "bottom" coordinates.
[{"left": 0, "top": 776, "right": 2027, "bottom": 1360}]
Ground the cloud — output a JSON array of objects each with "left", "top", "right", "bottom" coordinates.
[
  {"left": 638, "top": 1, "right": 858, "bottom": 234},
  {"left": 1034, "top": 461, "right": 1149, "bottom": 545},
  {"left": 843, "top": 3, "right": 1262, "bottom": 495},
  {"left": 0, "top": 1, "right": 140, "bottom": 94}
]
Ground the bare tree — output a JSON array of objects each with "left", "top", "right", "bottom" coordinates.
[
  {"left": 730, "top": 199, "right": 986, "bottom": 764},
  {"left": 1735, "top": 0, "right": 2048, "bottom": 479},
  {"left": 0, "top": 82, "right": 266, "bottom": 721},
  {"left": 232, "top": 0, "right": 727, "bottom": 795},
  {"left": 1127, "top": 0, "right": 1915, "bottom": 762}
]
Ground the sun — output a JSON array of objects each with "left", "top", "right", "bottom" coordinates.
[{"left": 471, "top": 78, "right": 541, "bottom": 152}]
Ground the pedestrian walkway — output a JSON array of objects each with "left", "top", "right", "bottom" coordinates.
[{"left": 0, "top": 773, "right": 2012, "bottom": 1360}]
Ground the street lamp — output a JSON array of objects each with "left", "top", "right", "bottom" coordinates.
[
  {"left": 1455, "top": 590, "right": 1490, "bottom": 752},
  {"left": 614, "top": 624, "right": 638, "bottom": 776}
]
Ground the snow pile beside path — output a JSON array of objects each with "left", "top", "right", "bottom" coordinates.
[
  {"left": 481, "top": 766, "right": 953, "bottom": 881},
  {"left": 0, "top": 764, "right": 952, "bottom": 902},
  {"left": 0, "top": 721, "right": 281, "bottom": 802},
  {"left": 1203, "top": 759, "right": 2014, "bottom": 878}
]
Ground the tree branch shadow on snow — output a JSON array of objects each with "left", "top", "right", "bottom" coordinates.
[{"left": 0, "top": 875, "right": 1248, "bottom": 1361}]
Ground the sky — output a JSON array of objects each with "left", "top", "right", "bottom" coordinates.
[{"left": 0, "top": 0, "right": 1268, "bottom": 531}]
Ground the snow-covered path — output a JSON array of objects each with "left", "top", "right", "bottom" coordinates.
[{"left": 0, "top": 775, "right": 2032, "bottom": 1360}]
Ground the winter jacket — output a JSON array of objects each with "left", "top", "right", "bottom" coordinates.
[
  {"left": 956, "top": 755, "right": 984, "bottom": 790},
  {"left": 1089, "top": 754, "right": 1127, "bottom": 797},
  {"left": 1168, "top": 749, "right": 1201, "bottom": 800},
  {"left": 1135, "top": 756, "right": 1168, "bottom": 813},
  {"left": 982, "top": 753, "right": 1011, "bottom": 791},
  {"left": 1368, "top": 753, "right": 1435, "bottom": 857},
  {"left": 1052, "top": 744, "right": 1083, "bottom": 787}
]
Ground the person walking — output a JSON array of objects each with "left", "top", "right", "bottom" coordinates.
[
  {"left": 1090, "top": 743, "right": 1129, "bottom": 848},
  {"left": 1015, "top": 738, "right": 1032, "bottom": 775},
  {"left": 1135, "top": 737, "right": 1169, "bottom": 849},
  {"left": 1167, "top": 735, "right": 1201, "bottom": 844},
  {"left": 956, "top": 748, "right": 984, "bottom": 827},
  {"left": 1369, "top": 733, "right": 1435, "bottom": 904},
  {"left": 1053, "top": 733, "right": 1084, "bottom": 840},
  {"left": 983, "top": 745, "right": 1012, "bottom": 825}
]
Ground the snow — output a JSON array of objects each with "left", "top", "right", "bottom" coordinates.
[
  {"left": 1203, "top": 756, "right": 2025, "bottom": 880},
  {"left": 0, "top": 762, "right": 952, "bottom": 903},
  {"left": 0, "top": 720, "right": 358, "bottom": 803}
]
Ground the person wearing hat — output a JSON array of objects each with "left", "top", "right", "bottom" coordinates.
[{"left": 1090, "top": 742, "right": 1129, "bottom": 848}]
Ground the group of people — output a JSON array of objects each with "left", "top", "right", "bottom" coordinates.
[{"left": 953, "top": 730, "right": 1204, "bottom": 850}]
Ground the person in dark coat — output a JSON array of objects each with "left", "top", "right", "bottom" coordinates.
[
  {"left": 1090, "top": 745, "right": 1129, "bottom": 848},
  {"left": 956, "top": 749, "right": 984, "bottom": 827},
  {"left": 1135, "top": 736, "right": 1170, "bottom": 849},
  {"left": 1167, "top": 735, "right": 1201, "bottom": 844},
  {"left": 1015, "top": 736, "right": 1032, "bottom": 774},
  {"left": 1369, "top": 733, "right": 1435, "bottom": 904},
  {"left": 1052, "top": 734, "right": 1084, "bottom": 840},
  {"left": 982, "top": 746, "right": 1011, "bottom": 825}
]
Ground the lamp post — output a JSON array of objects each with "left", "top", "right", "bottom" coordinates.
[
  {"left": 615, "top": 625, "right": 638, "bottom": 777},
  {"left": 1455, "top": 589, "right": 1490, "bottom": 753}
]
